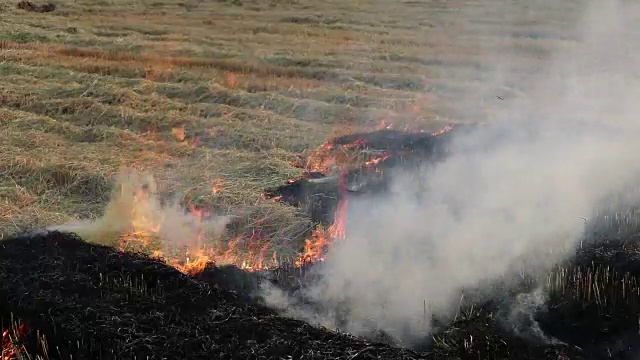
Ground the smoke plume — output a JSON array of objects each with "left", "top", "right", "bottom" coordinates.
[
  {"left": 263, "top": 0, "right": 640, "bottom": 346},
  {"left": 47, "top": 169, "right": 230, "bottom": 255}
]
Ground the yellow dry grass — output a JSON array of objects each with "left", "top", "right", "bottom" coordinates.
[{"left": 0, "top": 0, "right": 573, "bottom": 261}]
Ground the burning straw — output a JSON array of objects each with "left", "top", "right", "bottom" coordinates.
[{"left": 46, "top": 169, "right": 239, "bottom": 273}]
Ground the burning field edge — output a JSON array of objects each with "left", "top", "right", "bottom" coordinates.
[{"left": 3, "top": 126, "right": 640, "bottom": 359}]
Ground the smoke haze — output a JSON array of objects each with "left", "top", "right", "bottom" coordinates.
[{"left": 262, "top": 0, "right": 640, "bottom": 345}]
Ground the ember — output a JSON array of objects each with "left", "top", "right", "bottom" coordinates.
[{"left": 1, "top": 323, "right": 27, "bottom": 360}]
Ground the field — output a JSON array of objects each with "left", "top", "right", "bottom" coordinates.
[
  {"left": 5, "top": 0, "right": 639, "bottom": 359},
  {"left": 0, "top": 0, "right": 579, "bottom": 241}
]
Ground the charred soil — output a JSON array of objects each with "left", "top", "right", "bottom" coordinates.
[
  {"left": 0, "top": 231, "right": 424, "bottom": 360},
  {"left": 3, "top": 230, "right": 630, "bottom": 360}
]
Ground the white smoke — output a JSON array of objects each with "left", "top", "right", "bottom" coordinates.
[{"left": 263, "top": 0, "right": 640, "bottom": 346}]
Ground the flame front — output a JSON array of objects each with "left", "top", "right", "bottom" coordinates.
[
  {"left": 431, "top": 124, "right": 454, "bottom": 136},
  {"left": 81, "top": 124, "right": 459, "bottom": 276},
  {"left": 295, "top": 171, "right": 349, "bottom": 267},
  {"left": 73, "top": 170, "right": 277, "bottom": 275}
]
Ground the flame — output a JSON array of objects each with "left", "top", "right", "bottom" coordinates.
[
  {"left": 59, "top": 122, "right": 458, "bottom": 277},
  {"left": 302, "top": 137, "right": 369, "bottom": 174},
  {"left": 220, "top": 124, "right": 459, "bottom": 271},
  {"left": 377, "top": 120, "right": 394, "bottom": 130},
  {"left": 146, "top": 201, "right": 279, "bottom": 274},
  {"left": 151, "top": 236, "right": 279, "bottom": 274},
  {"left": 141, "top": 207, "right": 278, "bottom": 274},
  {"left": 171, "top": 126, "right": 186, "bottom": 141},
  {"left": 225, "top": 72, "right": 238, "bottom": 89},
  {"left": 294, "top": 171, "right": 349, "bottom": 267},
  {"left": 1, "top": 323, "right": 27, "bottom": 360},
  {"left": 211, "top": 178, "right": 224, "bottom": 194},
  {"left": 365, "top": 152, "right": 392, "bottom": 167},
  {"left": 431, "top": 124, "right": 455, "bottom": 136},
  {"left": 49, "top": 169, "right": 276, "bottom": 275},
  {"left": 163, "top": 248, "right": 211, "bottom": 275},
  {"left": 342, "top": 138, "right": 367, "bottom": 149}
]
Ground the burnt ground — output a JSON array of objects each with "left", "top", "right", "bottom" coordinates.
[
  {"left": 0, "top": 231, "right": 425, "bottom": 360},
  {"left": 0, "top": 230, "right": 589, "bottom": 360},
  {"left": 7, "top": 229, "right": 640, "bottom": 359},
  {"left": 16, "top": 0, "right": 55, "bottom": 13},
  {"left": 202, "top": 231, "right": 640, "bottom": 360}
]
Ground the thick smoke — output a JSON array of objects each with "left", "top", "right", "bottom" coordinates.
[{"left": 263, "top": 0, "right": 640, "bottom": 346}]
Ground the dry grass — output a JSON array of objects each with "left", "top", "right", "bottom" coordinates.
[{"left": 0, "top": 0, "right": 576, "bottom": 259}]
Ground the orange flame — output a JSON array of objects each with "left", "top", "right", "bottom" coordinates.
[
  {"left": 152, "top": 236, "right": 279, "bottom": 275},
  {"left": 294, "top": 171, "right": 349, "bottom": 267},
  {"left": 211, "top": 178, "right": 224, "bottom": 194},
  {"left": 171, "top": 126, "right": 186, "bottom": 141},
  {"left": 146, "top": 216, "right": 278, "bottom": 274},
  {"left": 1, "top": 323, "right": 27, "bottom": 360},
  {"left": 432, "top": 124, "right": 455, "bottom": 136},
  {"left": 365, "top": 152, "right": 392, "bottom": 167},
  {"left": 377, "top": 120, "right": 394, "bottom": 130},
  {"left": 115, "top": 123, "right": 461, "bottom": 275},
  {"left": 170, "top": 124, "right": 453, "bottom": 274},
  {"left": 111, "top": 176, "right": 278, "bottom": 274}
]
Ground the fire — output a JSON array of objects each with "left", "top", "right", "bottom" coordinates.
[
  {"left": 1, "top": 323, "right": 27, "bottom": 360},
  {"left": 302, "top": 137, "right": 369, "bottom": 174},
  {"left": 294, "top": 213, "right": 347, "bottom": 267},
  {"left": 377, "top": 120, "right": 394, "bottom": 130},
  {"left": 211, "top": 178, "right": 224, "bottom": 195},
  {"left": 86, "top": 123, "right": 460, "bottom": 277},
  {"left": 294, "top": 171, "right": 349, "bottom": 267},
  {"left": 171, "top": 126, "right": 186, "bottom": 141},
  {"left": 144, "top": 215, "right": 279, "bottom": 275},
  {"left": 365, "top": 152, "right": 391, "bottom": 167},
  {"left": 87, "top": 170, "right": 276, "bottom": 275},
  {"left": 342, "top": 138, "right": 367, "bottom": 149},
  {"left": 288, "top": 123, "right": 458, "bottom": 268},
  {"left": 294, "top": 227, "right": 331, "bottom": 266},
  {"left": 431, "top": 123, "right": 455, "bottom": 136},
  {"left": 229, "top": 124, "right": 459, "bottom": 271},
  {"left": 225, "top": 72, "right": 238, "bottom": 89}
]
